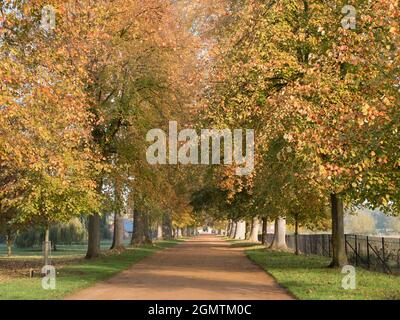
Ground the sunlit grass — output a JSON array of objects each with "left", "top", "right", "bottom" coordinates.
[
  {"left": 0, "top": 240, "right": 128, "bottom": 258},
  {"left": 0, "top": 240, "right": 180, "bottom": 300},
  {"left": 246, "top": 248, "right": 400, "bottom": 300}
]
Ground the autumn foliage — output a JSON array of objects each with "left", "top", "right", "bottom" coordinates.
[{"left": 0, "top": 0, "right": 399, "bottom": 267}]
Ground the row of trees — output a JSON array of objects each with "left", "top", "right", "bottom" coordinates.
[
  {"left": 0, "top": 0, "right": 214, "bottom": 259},
  {"left": 193, "top": 0, "right": 399, "bottom": 267},
  {"left": 1, "top": 1, "right": 399, "bottom": 270}
]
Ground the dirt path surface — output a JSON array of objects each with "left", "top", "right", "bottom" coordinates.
[{"left": 66, "top": 235, "right": 294, "bottom": 300}]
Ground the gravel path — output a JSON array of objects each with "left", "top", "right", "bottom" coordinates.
[{"left": 66, "top": 235, "right": 294, "bottom": 300}]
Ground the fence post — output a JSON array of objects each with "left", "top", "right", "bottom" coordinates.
[
  {"left": 328, "top": 235, "right": 331, "bottom": 257},
  {"left": 316, "top": 236, "right": 318, "bottom": 255},
  {"left": 312, "top": 236, "right": 315, "bottom": 254},
  {"left": 300, "top": 235, "right": 303, "bottom": 253},
  {"left": 398, "top": 238, "right": 400, "bottom": 270},
  {"left": 306, "top": 236, "right": 308, "bottom": 254},
  {"left": 366, "top": 236, "right": 370, "bottom": 269},
  {"left": 382, "top": 237, "right": 385, "bottom": 269},
  {"left": 355, "top": 235, "right": 358, "bottom": 266}
]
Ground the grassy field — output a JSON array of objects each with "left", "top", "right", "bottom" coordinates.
[
  {"left": 246, "top": 247, "right": 400, "bottom": 300},
  {"left": 0, "top": 240, "right": 126, "bottom": 257},
  {"left": 0, "top": 240, "right": 180, "bottom": 300}
]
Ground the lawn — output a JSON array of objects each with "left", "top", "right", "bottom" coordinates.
[
  {"left": 0, "top": 240, "right": 124, "bottom": 257},
  {"left": 246, "top": 247, "right": 400, "bottom": 300},
  {"left": 0, "top": 240, "right": 180, "bottom": 300}
]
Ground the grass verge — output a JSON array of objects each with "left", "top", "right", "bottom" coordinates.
[
  {"left": 0, "top": 240, "right": 181, "bottom": 300},
  {"left": 246, "top": 248, "right": 400, "bottom": 300}
]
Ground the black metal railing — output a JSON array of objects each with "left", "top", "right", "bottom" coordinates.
[{"left": 259, "top": 233, "right": 400, "bottom": 274}]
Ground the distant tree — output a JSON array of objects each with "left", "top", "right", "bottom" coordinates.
[
  {"left": 345, "top": 211, "right": 376, "bottom": 235},
  {"left": 385, "top": 216, "right": 400, "bottom": 234}
]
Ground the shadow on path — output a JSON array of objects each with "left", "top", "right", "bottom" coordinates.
[{"left": 66, "top": 235, "right": 294, "bottom": 300}]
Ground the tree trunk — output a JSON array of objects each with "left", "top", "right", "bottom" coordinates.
[
  {"left": 229, "top": 221, "right": 237, "bottom": 238},
  {"left": 249, "top": 217, "right": 260, "bottom": 242},
  {"left": 329, "top": 193, "right": 348, "bottom": 267},
  {"left": 233, "top": 221, "right": 238, "bottom": 238},
  {"left": 162, "top": 215, "right": 173, "bottom": 240},
  {"left": 234, "top": 220, "right": 246, "bottom": 240},
  {"left": 269, "top": 217, "right": 287, "bottom": 250},
  {"left": 86, "top": 179, "right": 103, "bottom": 259},
  {"left": 227, "top": 220, "right": 232, "bottom": 236},
  {"left": 132, "top": 208, "right": 139, "bottom": 244},
  {"left": 156, "top": 223, "right": 163, "bottom": 240},
  {"left": 110, "top": 210, "right": 124, "bottom": 250},
  {"left": 245, "top": 220, "right": 251, "bottom": 240},
  {"left": 261, "top": 217, "right": 268, "bottom": 245},
  {"left": 44, "top": 225, "right": 50, "bottom": 265},
  {"left": 295, "top": 215, "right": 299, "bottom": 255},
  {"left": 86, "top": 214, "right": 101, "bottom": 258},
  {"left": 143, "top": 213, "right": 151, "bottom": 243},
  {"left": 131, "top": 210, "right": 152, "bottom": 245},
  {"left": 111, "top": 180, "right": 124, "bottom": 250},
  {"left": 5, "top": 233, "right": 12, "bottom": 257}
]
